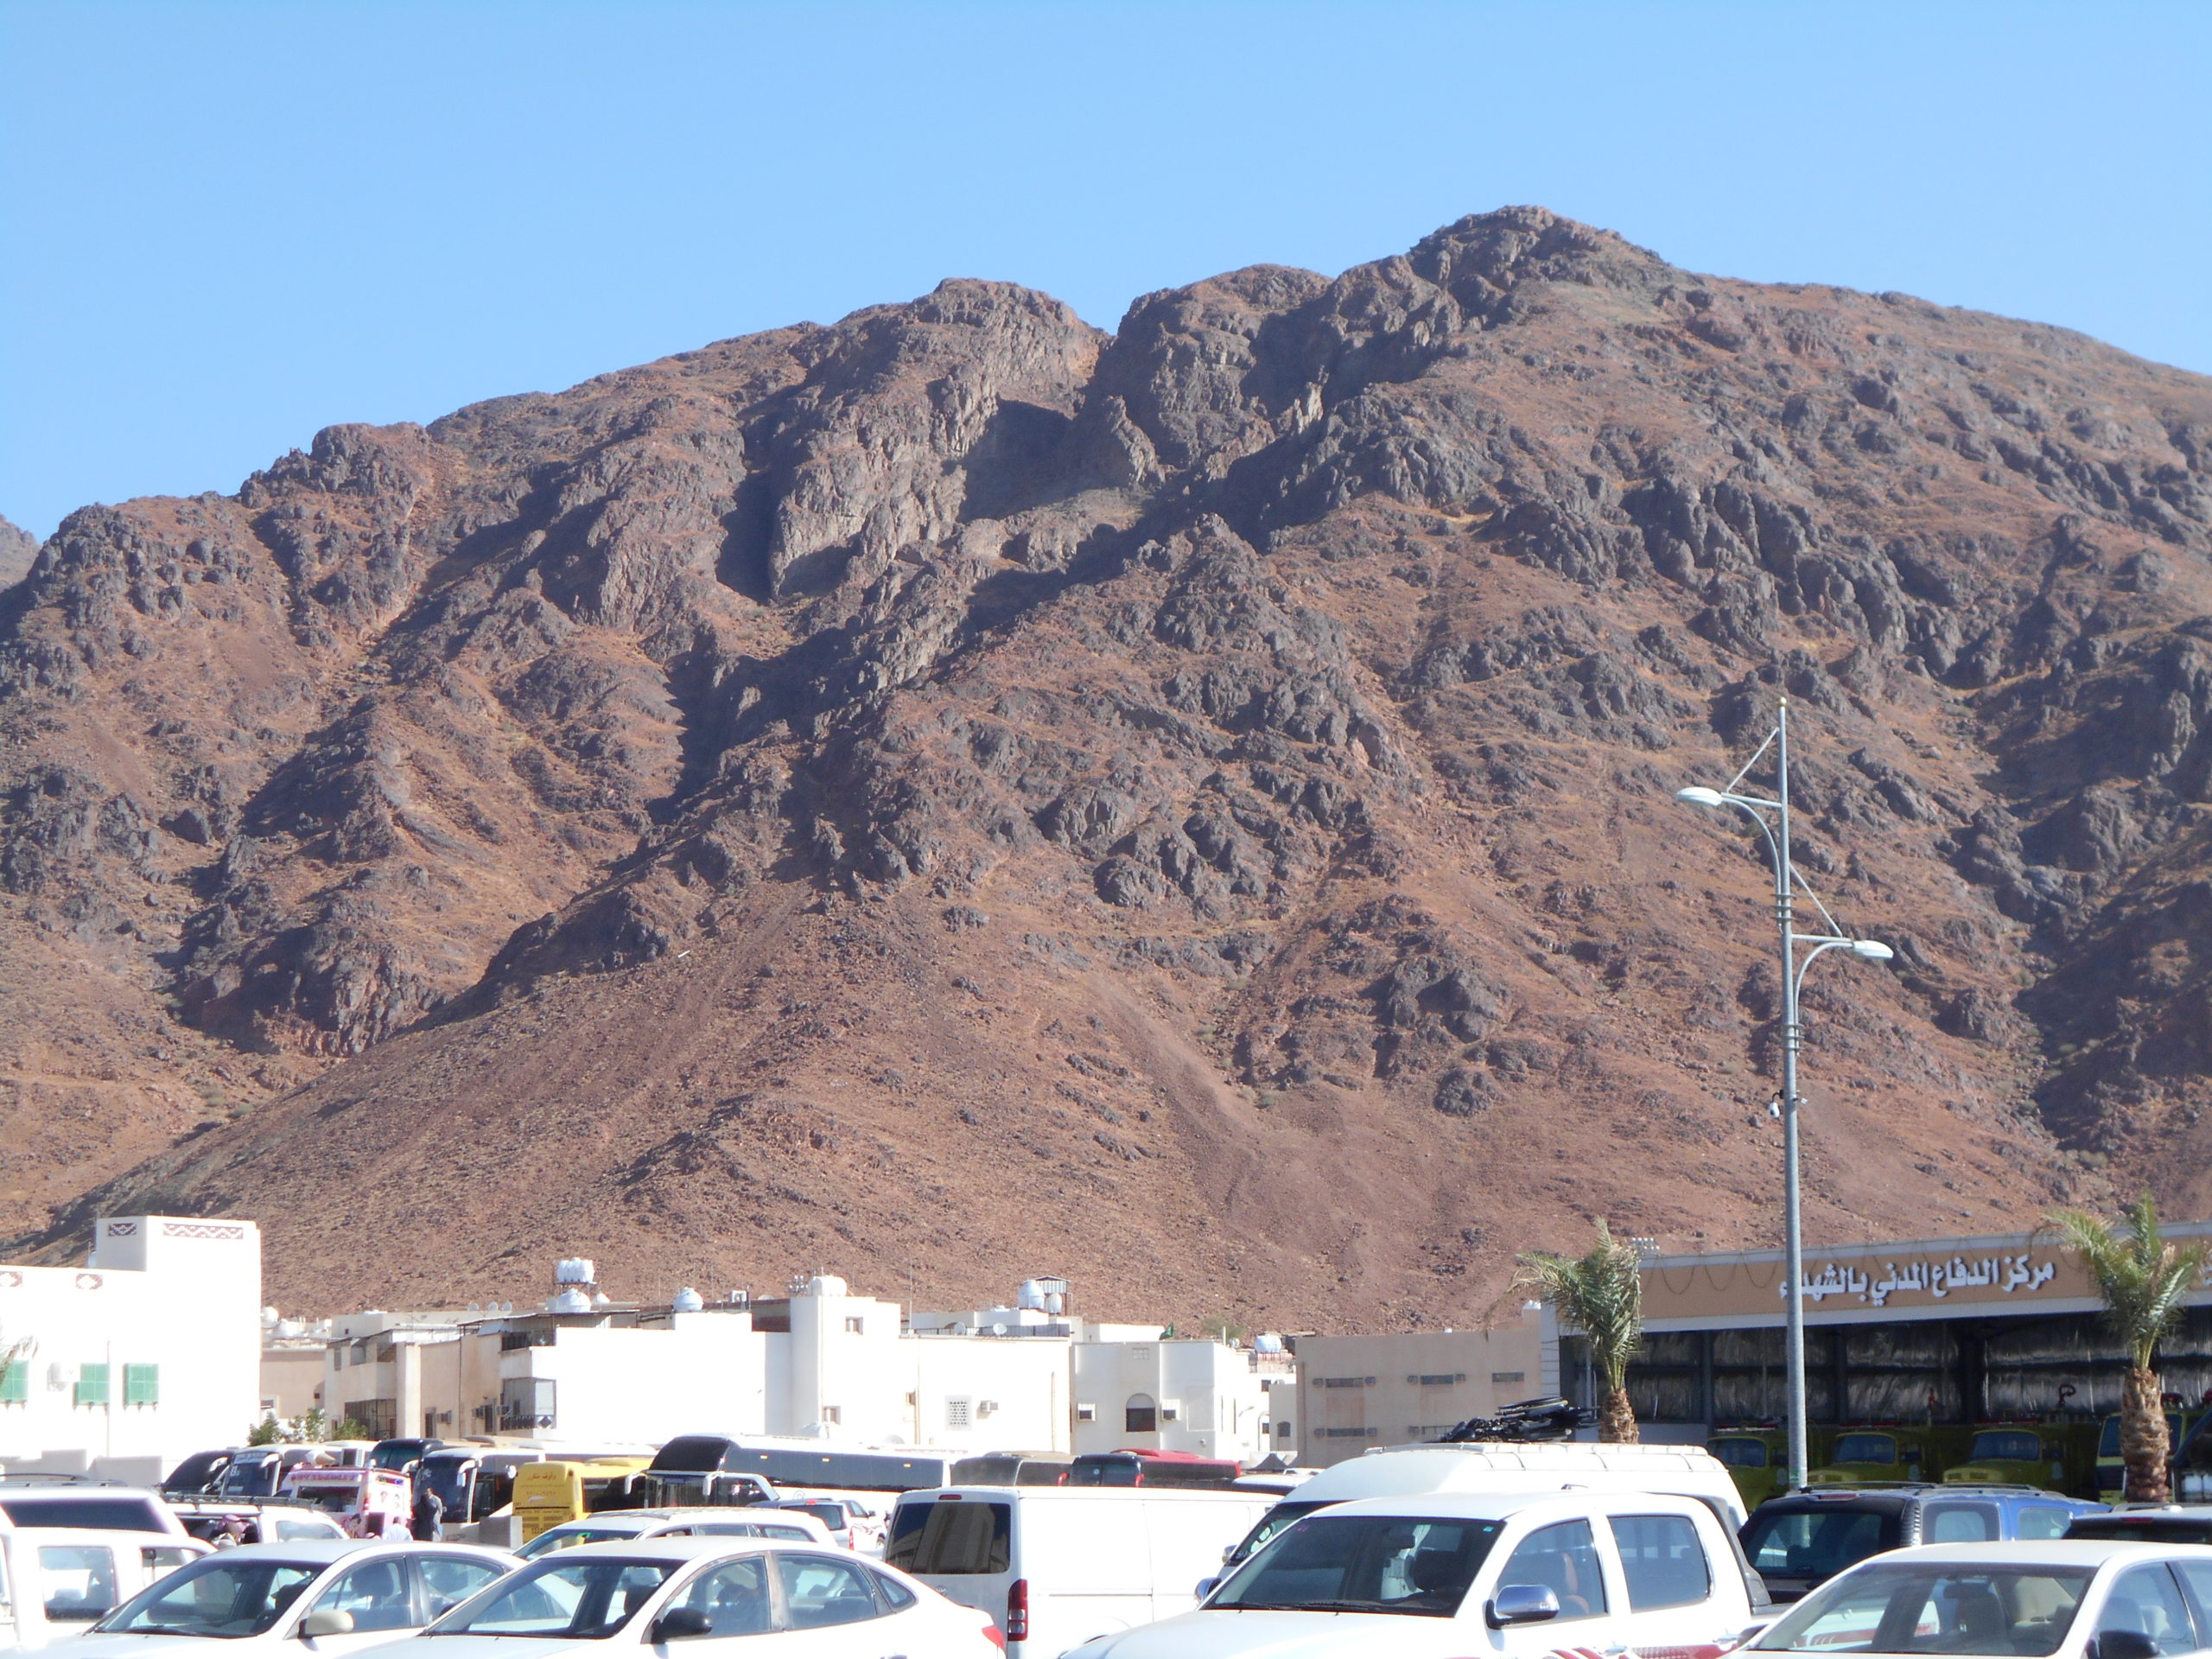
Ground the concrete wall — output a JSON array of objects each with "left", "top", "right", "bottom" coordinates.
[
  {"left": 0, "top": 1216, "right": 261, "bottom": 1479},
  {"left": 1291, "top": 1313, "right": 1546, "bottom": 1466}
]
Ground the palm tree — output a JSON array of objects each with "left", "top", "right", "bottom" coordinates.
[
  {"left": 2045, "top": 1195, "right": 2209, "bottom": 1503},
  {"left": 1520, "top": 1220, "right": 1644, "bottom": 1443}
]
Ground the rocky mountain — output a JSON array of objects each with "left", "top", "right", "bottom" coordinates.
[
  {"left": 0, "top": 516, "right": 38, "bottom": 588},
  {"left": 5, "top": 207, "right": 2210, "bottom": 1325}
]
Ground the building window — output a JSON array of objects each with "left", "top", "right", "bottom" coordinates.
[
  {"left": 0, "top": 1364, "right": 27, "bottom": 1405},
  {"left": 1313, "top": 1376, "right": 1376, "bottom": 1389},
  {"left": 1076, "top": 1403, "right": 1096, "bottom": 1421},
  {"left": 1272, "top": 1418, "right": 1294, "bottom": 1439},
  {"left": 844, "top": 1317, "right": 864, "bottom": 1334},
  {"left": 821, "top": 1405, "right": 842, "bottom": 1426},
  {"left": 945, "top": 1397, "right": 973, "bottom": 1430},
  {"left": 1314, "top": 1427, "right": 1374, "bottom": 1439},
  {"left": 347, "top": 1397, "right": 399, "bottom": 1439},
  {"left": 498, "top": 1379, "right": 555, "bottom": 1433},
  {"left": 74, "top": 1363, "right": 111, "bottom": 1407},
  {"left": 124, "top": 1364, "right": 160, "bottom": 1407},
  {"left": 1125, "top": 1393, "right": 1158, "bottom": 1433},
  {"left": 1492, "top": 1371, "right": 1525, "bottom": 1383},
  {"left": 1408, "top": 1373, "right": 1467, "bottom": 1387}
]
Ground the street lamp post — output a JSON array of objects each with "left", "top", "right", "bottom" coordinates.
[{"left": 1675, "top": 696, "right": 1892, "bottom": 1492}]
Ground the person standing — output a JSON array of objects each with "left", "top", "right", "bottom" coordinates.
[{"left": 410, "top": 1485, "right": 445, "bottom": 1542}]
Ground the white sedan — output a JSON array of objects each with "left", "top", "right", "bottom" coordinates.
[
  {"left": 1745, "top": 1539, "right": 2212, "bottom": 1659},
  {"left": 516, "top": 1510, "right": 836, "bottom": 1560},
  {"left": 395, "top": 1537, "right": 1001, "bottom": 1656},
  {"left": 6, "top": 1541, "right": 517, "bottom": 1659}
]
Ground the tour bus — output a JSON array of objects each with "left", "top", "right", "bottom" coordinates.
[
  {"left": 212, "top": 1442, "right": 374, "bottom": 1498},
  {"left": 1066, "top": 1450, "right": 1243, "bottom": 1488},
  {"left": 944, "top": 1453, "right": 1075, "bottom": 1487},
  {"left": 510, "top": 1457, "right": 656, "bottom": 1541},
  {"left": 413, "top": 1446, "right": 564, "bottom": 1530},
  {"left": 638, "top": 1435, "right": 963, "bottom": 1510}
]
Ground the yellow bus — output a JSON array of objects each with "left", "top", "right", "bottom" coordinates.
[{"left": 511, "top": 1458, "right": 653, "bottom": 1541}]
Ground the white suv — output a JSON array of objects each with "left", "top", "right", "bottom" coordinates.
[{"left": 1063, "top": 1490, "right": 1760, "bottom": 1658}]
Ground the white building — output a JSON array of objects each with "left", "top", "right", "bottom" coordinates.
[
  {"left": 1071, "top": 1335, "right": 1289, "bottom": 1465},
  {"left": 0, "top": 1216, "right": 262, "bottom": 1483},
  {"left": 1287, "top": 1307, "right": 1548, "bottom": 1465}
]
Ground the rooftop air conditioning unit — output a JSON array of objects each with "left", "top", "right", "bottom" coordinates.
[{"left": 979, "top": 1400, "right": 999, "bottom": 1418}]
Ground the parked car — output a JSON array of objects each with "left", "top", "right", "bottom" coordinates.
[
  {"left": 390, "top": 1536, "right": 1001, "bottom": 1656},
  {"left": 21, "top": 1539, "right": 517, "bottom": 1658},
  {"left": 168, "top": 1503, "right": 349, "bottom": 1545},
  {"left": 1742, "top": 1484, "right": 2108, "bottom": 1601},
  {"left": 1060, "top": 1488, "right": 1757, "bottom": 1659},
  {"left": 1742, "top": 1539, "right": 2212, "bottom": 1659},
  {"left": 756, "top": 1497, "right": 884, "bottom": 1555},
  {"left": 0, "top": 1527, "right": 207, "bottom": 1649},
  {"left": 515, "top": 1509, "right": 836, "bottom": 1560},
  {"left": 2064, "top": 1506, "right": 2212, "bottom": 1546},
  {"left": 0, "top": 1486, "right": 186, "bottom": 1539},
  {"left": 1224, "top": 1440, "right": 1751, "bottom": 1568}
]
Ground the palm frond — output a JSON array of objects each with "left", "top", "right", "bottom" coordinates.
[
  {"left": 1519, "top": 1220, "right": 1644, "bottom": 1390},
  {"left": 2044, "top": 1196, "right": 2209, "bottom": 1367}
]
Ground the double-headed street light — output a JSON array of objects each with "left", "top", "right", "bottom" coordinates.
[{"left": 1675, "top": 696, "right": 1892, "bottom": 1492}]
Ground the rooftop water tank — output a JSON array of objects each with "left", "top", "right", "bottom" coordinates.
[
  {"left": 671, "top": 1287, "right": 705, "bottom": 1313},
  {"left": 1016, "top": 1279, "right": 1046, "bottom": 1311},
  {"left": 1044, "top": 1292, "right": 1065, "bottom": 1315},
  {"left": 555, "top": 1257, "right": 595, "bottom": 1286},
  {"left": 550, "top": 1288, "right": 592, "bottom": 1313},
  {"left": 1255, "top": 1332, "right": 1285, "bottom": 1354},
  {"left": 805, "top": 1274, "right": 849, "bottom": 1297}
]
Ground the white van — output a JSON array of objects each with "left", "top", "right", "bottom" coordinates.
[
  {"left": 0, "top": 1488, "right": 187, "bottom": 1540},
  {"left": 887, "top": 1486, "right": 1274, "bottom": 1656},
  {"left": 1229, "top": 1441, "right": 1751, "bottom": 1565}
]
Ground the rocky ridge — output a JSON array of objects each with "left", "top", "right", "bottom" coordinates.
[{"left": 4, "top": 207, "right": 2211, "bottom": 1324}]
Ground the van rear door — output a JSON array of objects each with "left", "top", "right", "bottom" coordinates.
[
  {"left": 882, "top": 1493, "right": 1014, "bottom": 1637},
  {"left": 1022, "top": 1497, "right": 1150, "bottom": 1656}
]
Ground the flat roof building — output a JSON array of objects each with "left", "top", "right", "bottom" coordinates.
[{"left": 1541, "top": 1220, "right": 2212, "bottom": 1440}]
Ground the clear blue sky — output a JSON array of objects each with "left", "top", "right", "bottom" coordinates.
[{"left": 3, "top": 1, "right": 2207, "bottom": 539}]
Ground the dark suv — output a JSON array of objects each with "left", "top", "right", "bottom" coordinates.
[{"left": 1741, "top": 1485, "right": 2108, "bottom": 1601}]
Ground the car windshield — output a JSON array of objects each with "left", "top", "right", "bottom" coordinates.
[
  {"left": 1712, "top": 1438, "right": 1770, "bottom": 1469},
  {"left": 516, "top": 1527, "right": 644, "bottom": 1560},
  {"left": 1969, "top": 1432, "right": 2043, "bottom": 1463},
  {"left": 3, "top": 1496, "right": 165, "bottom": 1531},
  {"left": 1228, "top": 1501, "right": 1329, "bottom": 1564},
  {"left": 96, "top": 1558, "right": 322, "bottom": 1638},
  {"left": 1752, "top": 1563, "right": 2094, "bottom": 1656},
  {"left": 1741, "top": 1506, "right": 1903, "bottom": 1580},
  {"left": 430, "top": 1558, "right": 677, "bottom": 1637},
  {"left": 1832, "top": 1435, "right": 1897, "bottom": 1465},
  {"left": 1209, "top": 1515, "right": 1502, "bottom": 1618}
]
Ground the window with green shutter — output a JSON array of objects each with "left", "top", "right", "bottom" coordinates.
[
  {"left": 0, "top": 1364, "right": 27, "bottom": 1404},
  {"left": 74, "top": 1363, "right": 110, "bottom": 1407},
  {"left": 124, "top": 1363, "right": 159, "bottom": 1406}
]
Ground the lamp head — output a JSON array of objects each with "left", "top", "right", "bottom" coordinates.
[
  {"left": 1675, "top": 786, "right": 1727, "bottom": 808},
  {"left": 1848, "top": 939, "right": 1894, "bottom": 962}
]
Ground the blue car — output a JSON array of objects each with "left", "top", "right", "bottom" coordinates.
[{"left": 1741, "top": 1484, "right": 2109, "bottom": 1600}]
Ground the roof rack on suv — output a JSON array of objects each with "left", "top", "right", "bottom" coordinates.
[{"left": 1434, "top": 1396, "right": 1597, "bottom": 1443}]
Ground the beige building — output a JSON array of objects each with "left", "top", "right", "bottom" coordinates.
[{"left": 1290, "top": 1306, "right": 1547, "bottom": 1466}]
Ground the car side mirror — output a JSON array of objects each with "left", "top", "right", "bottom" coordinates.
[
  {"left": 299, "top": 1610, "right": 355, "bottom": 1638},
  {"left": 1487, "top": 1585, "right": 1562, "bottom": 1628},
  {"left": 1195, "top": 1578, "right": 1219, "bottom": 1601},
  {"left": 650, "top": 1608, "right": 713, "bottom": 1643},
  {"left": 2095, "top": 1633, "right": 2159, "bottom": 1659}
]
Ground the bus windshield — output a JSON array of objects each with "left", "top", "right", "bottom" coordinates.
[{"left": 1831, "top": 1434, "right": 1897, "bottom": 1465}]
